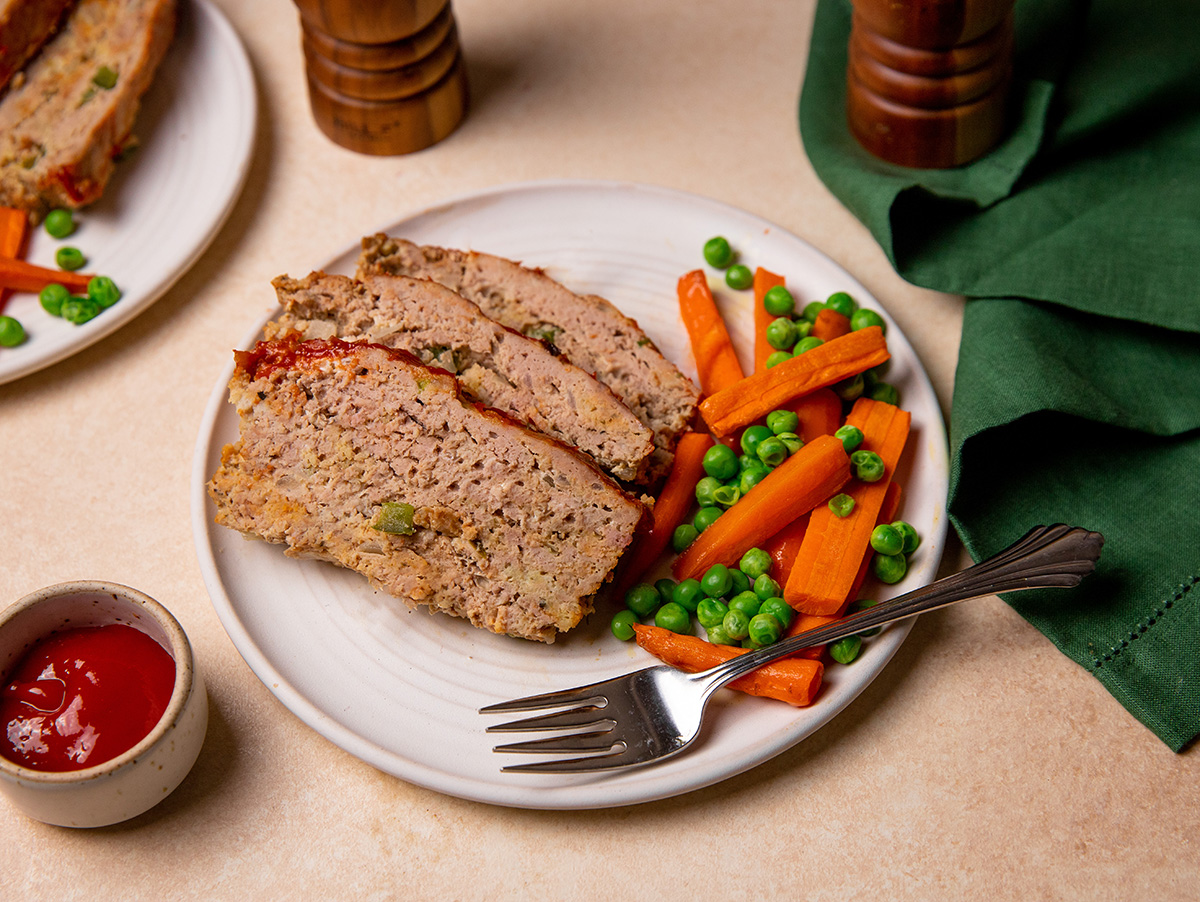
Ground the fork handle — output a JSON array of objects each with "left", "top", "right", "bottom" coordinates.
[{"left": 692, "top": 524, "right": 1104, "bottom": 693}]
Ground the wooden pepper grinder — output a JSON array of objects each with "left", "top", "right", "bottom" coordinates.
[
  {"left": 846, "top": 0, "right": 1016, "bottom": 168},
  {"left": 293, "top": 0, "right": 469, "bottom": 155}
]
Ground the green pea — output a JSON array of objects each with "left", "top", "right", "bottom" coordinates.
[
  {"left": 702, "top": 443, "right": 738, "bottom": 480},
  {"left": 39, "top": 283, "right": 70, "bottom": 316},
  {"left": 891, "top": 520, "right": 921, "bottom": 554},
  {"left": 87, "top": 275, "right": 121, "bottom": 308},
  {"left": 851, "top": 450, "right": 886, "bottom": 482},
  {"left": 738, "top": 547, "right": 772, "bottom": 580},
  {"left": 655, "top": 601, "right": 691, "bottom": 634},
  {"left": 802, "top": 300, "right": 825, "bottom": 322},
  {"left": 723, "top": 608, "right": 751, "bottom": 640},
  {"left": 764, "top": 350, "right": 792, "bottom": 369},
  {"left": 835, "top": 424, "right": 864, "bottom": 453},
  {"left": 850, "top": 308, "right": 886, "bottom": 333},
  {"left": 706, "top": 624, "right": 737, "bottom": 646},
  {"left": 765, "top": 409, "right": 799, "bottom": 435},
  {"left": 695, "top": 475, "right": 722, "bottom": 507},
  {"left": 793, "top": 336, "right": 824, "bottom": 355},
  {"left": 610, "top": 609, "right": 638, "bottom": 641},
  {"left": 0, "top": 315, "right": 26, "bottom": 347},
  {"left": 727, "top": 567, "right": 751, "bottom": 596},
  {"left": 825, "top": 291, "right": 856, "bottom": 317},
  {"left": 766, "top": 316, "right": 797, "bottom": 350},
  {"left": 762, "top": 285, "right": 795, "bottom": 317},
  {"left": 672, "top": 578, "right": 704, "bottom": 611},
  {"left": 870, "top": 524, "right": 904, "bottom": 556},
  {"left": 829, "top": 635, "right": 863, "bottom": 664},
  {"left": 793, "top": 319, "right": 813, "bottom": 340},
  {"left": 740, "top": 424, "right": 774, "bottom": 458},
  {"left": 753, "top": 573, "right": 782, "bottom": 600},
  {"left": 739, "top": 464, "right": 769, "bottom": 495},
  {"left": 776, "top": 432, "right": 803, "bottom": 455},
  {"left": 868, "top": 381, "right": 900, "bottom": 406},
  {"left": 696, "top": 597, "right": 729, "bottom": 629},
  {"left": 833, "top": 373, "right": 864, "bottom": 402},
  {"left": 655, "top": 578, "right": 677, "bottom": 602},
  {"left": 828, "top": 493, "right": 856, "bottom": 518},
  {"left": 725, "top": 264, "right": 753, "bottom": 290},
  {"left": 755, "top": 435, "right": 788, "bottom": 468},
  {"left": 700, "top": 564, "right": 732, "bottom": 598},
  {"left": 693, "top": 505, "right": 723, "bottom": 533},
  {"left": 625, "top": 583, "right": 661, "bottom": 617},
  {"left": 60, "top": 296, "right": 100, "bottom": 324},
  {"left": 851, "top": 598, "right": 881, "bottom": 637},
  {"left": 703, "top": 236, "right": 734, "bottom": 269},
  {"left": 873, "top": 552, "right": 908, "bottom": 584},
  {"left": 671, "top": 523, "right": 699, "bottom": 552},
  {"left": 728, "top": 591, "right": 761, "bottom": 618},
  {"left": 43, "top": 208, "right": 76, "bottom": 239},
  {"left": 748, "top": 612, "right": 783, "bottom": 646},
  {"left": 55, "top": 246, "right": 87, "bottom": 271},
  {"left": 738, "top": 453, "right": 759, "bottom": 472},
  {"left": 712, "top": 483, "right": 740, "bottom": 509},
  {"left": 758, "top": 596, "right": 794, "bottom": 629}
]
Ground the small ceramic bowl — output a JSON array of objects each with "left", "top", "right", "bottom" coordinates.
[{"left": 0, "top": 581, "right": 208, "bottom": 828}]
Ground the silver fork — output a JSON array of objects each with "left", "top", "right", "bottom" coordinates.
[{"left": 481, "top": 524, "right": 1104, "bottom": 773}]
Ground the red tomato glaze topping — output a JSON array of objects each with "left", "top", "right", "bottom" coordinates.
[{"left": 1, "top": 624, "right": 175, "bottom": 772}]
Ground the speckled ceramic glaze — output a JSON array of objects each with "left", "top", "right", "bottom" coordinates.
[{"left": 0, "top": 582, "right": 208, "bottom": 828}]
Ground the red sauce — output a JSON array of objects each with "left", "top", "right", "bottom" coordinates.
[{"left": 0, "top": 624, "right": 175, "bottom": 772}]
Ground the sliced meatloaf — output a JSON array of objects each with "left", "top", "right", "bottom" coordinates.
[
  {"left": 208, "top": 335, "right": 649, "bottom": 643},
  {"left": 0, "top": 0, "right": 75, "bottom": 93},
  {"left": 356, "top": 235, "right": 702, "bottom": 485},
  {"left": 0, "top": 0, "right": 176, "bottom": 220},
  {"left": 268, "top": 271, "right": 656, "bottom": 484}
]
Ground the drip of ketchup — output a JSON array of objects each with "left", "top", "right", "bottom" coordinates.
[{"left": 1, "top": 624, "right": 175, "bottom": 772}]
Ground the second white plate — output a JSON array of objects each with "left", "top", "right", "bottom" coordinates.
[{"left": 191, "top": 180, "right": 950, "bottom": 809}]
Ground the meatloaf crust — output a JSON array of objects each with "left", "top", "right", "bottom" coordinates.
[
  {"left": 0, "top": 0, "right": 176, "bottom": 220},
  {"left": 356, "top": 235, "right": 701, "bottom": 485},
  {"left": 268, "top": 271, "right": 656, "bottom": 484},
  {"left": 0, "top": 0, "right": 75, "bottom": 94},
  {"left": 208, "top": 335, "right": 649, "bottom": 643}
]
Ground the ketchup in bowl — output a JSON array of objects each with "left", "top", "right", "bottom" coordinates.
[{"left": 1, "top": 624, "right": 175, "bottom": 772}]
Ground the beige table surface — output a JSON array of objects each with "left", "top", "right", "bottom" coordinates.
[{"left": 2, "top": 0, "right": 1196, "bottom": 898}]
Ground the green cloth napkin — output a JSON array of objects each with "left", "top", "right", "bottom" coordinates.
[{"left": 800, "top": 0, "right": 1200, "bottom": 750}]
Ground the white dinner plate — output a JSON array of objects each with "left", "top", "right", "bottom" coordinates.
[
  {"left": 191, "top": 180, "right": 950, "bottom": 809},
  {"left": 0, "top": 0, "right": 256, "bottom": 385}
]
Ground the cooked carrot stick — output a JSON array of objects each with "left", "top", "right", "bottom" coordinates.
[
  {"left": 788, "top": 387, "right": 843, "bottom": 442},
  {"left": 632, "top": 623, "right": 824, "bottom": 707},
  {"left": 842, "top": 480, "right": 902, "bottom": 610},
  {"left": 698, "top": 326, "right": 889, "bottom": 439},
  {"left": 0, "top": 207, "right": 30, "bottom": 310},
  {"left": 811, "top": 307, "right": 851, "bottom": 342},
  {"left": 784, "top": 398, "right": 911, "bottom": 615},
  {"left": 763, "top": 513, "right": 809, "bottom": 587},
  {"left": 753, "top": 267, "right": 786, "bottom": 372},
  {"left": 0, "top": 256, "right": 92, "bottom": 294},
  {"left": 678, "top": 269, "right": 744, "bottom": 396},
  {"left": 672, "top": 433, "right": 850, "bottom": 580},
  {"left": 613, "top": 431, "right": 714, "bottom": 595}
]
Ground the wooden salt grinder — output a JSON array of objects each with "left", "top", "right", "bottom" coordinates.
[
  {"left": 293, "top": 0, "right": 469, "bottom": 155},
  {"left": 846, "top": 0, "right": 1016, "bottom": 168}
]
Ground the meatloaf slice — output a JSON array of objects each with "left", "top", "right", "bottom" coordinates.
[
  {"left": 356, "top": 235, "right": 702, "bottom": 485},
  {"left": 268, "top": 271, "right": 656, "bottom": 484},
  {"left": 0, "top": 0, "right": 176, "bottom": 220},
  {"left": 0, "top": 0, "right": 75, "bottom": 94},
  {"left": 208, "top": 335, "right": 648, "bottom": 643}
]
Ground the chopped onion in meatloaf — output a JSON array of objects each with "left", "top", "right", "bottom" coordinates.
[{"left": 208, "top": 336, "right": 650, "bottom": 643}]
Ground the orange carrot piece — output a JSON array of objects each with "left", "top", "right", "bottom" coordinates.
[
  {"left": 788, "top": 387, "right": 843, "bottom": 443},
  {"left": 843, "top": 480, "right": 902, "bottom": 611},
  {"left": 0, "top": 207, "right": 30, "bottom": 310},
  {"left": 612, "top": 431, "right": 714, "bottom": 595},
  {"left": 784, "top": 612, "right": 838, "bottom": 659},
  {"left": 632, "top": 623, "right": 823, "bottom": 707},
  {"left": 753, "top": 267, "right": 786, "bottom": 372},
  {"left": 763, "top": 513, "right": 809, "bottom": 587},
  {"left": 784, "top": 398, "right": 911, "bottom": 615},
  {"left": 672, "top": 433, "right": 850, "bottom": 580},
  {"left": 698, "top": 326, "right": 889, "bottom": 440},
  {"left": 678, "top": 269, "right": 744, "bottom": 396},
  {"left": 0, "top": 256, "right": 92, "bottom": 294},
  {"left": 811, "top": 307, "right": 851, "bottom": 342}
]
